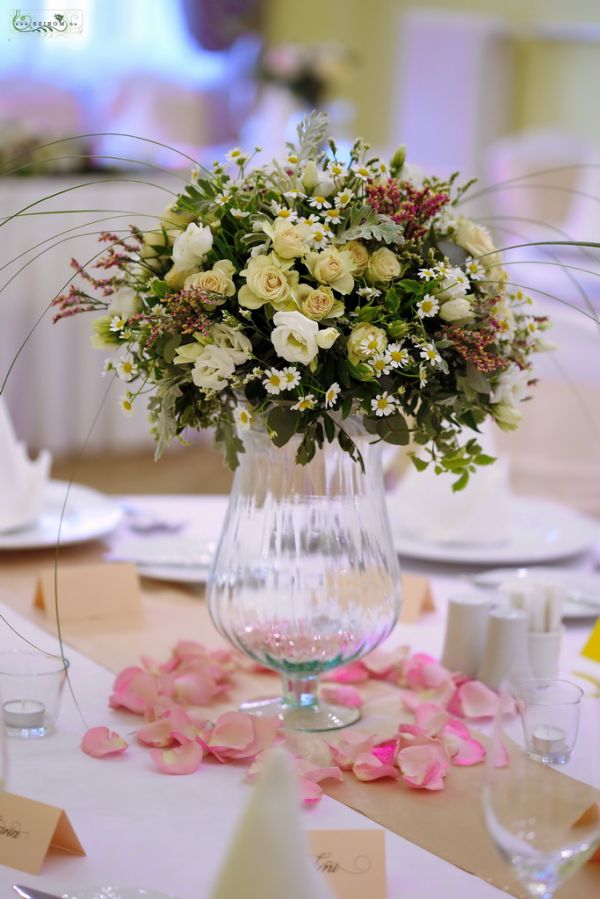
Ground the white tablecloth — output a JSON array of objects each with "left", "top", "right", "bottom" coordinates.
[{"left": 1, "top": 494, "right": 599, "bottom": 898}]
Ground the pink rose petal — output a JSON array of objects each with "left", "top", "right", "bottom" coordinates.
[
  {"left": 327, "top": 732, "right": 378, "bottom": 770},
  {"left": 449, "top": 680, "right": 499, "bottom": 719},
  {"left": 353, "top": 751, "right": 400, "bottom": 781},
  {"left": 109, "top": 666, "right": 160, "bottom": 715},
  {"left": 206, "top": 711, "right": 279, "bottom": 761},
  {"left": 299, "top": 778, "right": 324, "bottom": 805},
  {"left": 405, "top": 653, "right": 452, "bottom": 690},
  {"left": 398, "top": 744, "right": 450, "bottom": 790},
  {"left": 414, "top": 703, "right": 449, "bottom": 736},
  {"left": 150, "top": 739, "right": 204, "bottom": 775},
  {"left": 81, "top": 726, "right": 128, "bottom": 758},
  {"left": 321, "top": 684, "right": 363, "bottom": 708},
  {"left": 371, "top": 739, "right": 398, "bottom": 766},
  {"left": 296, "top": 758, "right": 343, "bottom": 785},
  {"left": 322, "top": 661, "right": 370, "bottom": 684}
]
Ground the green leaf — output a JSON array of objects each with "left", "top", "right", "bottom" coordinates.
[
  {"left": 323, "top": 414, "right": 336, "bottom": 443},
  {"left": 410, "top": 454, "right": 428, "bottom": 472},
  {"left": 452, "top": 471, "right": 470, "bottom": 492},
  {"left": 465, "top": 362, "right": 491, "bottom": 394},
  {"left": 384, "top": 288, "right": 400, "bottom": 314},
  {"left": 297, "top": 429, "right": 317, "bottom": 465},
  {"left": 363, "top": 416, "right": 380, "bottom": 435},
  {"left": 475, "top": 453, "right": 496, "bottom": 466},
  {"left": 292, "top": 110, "right": 329, "bottom": 162},
  {"left": 162, "top": 333, "right": 182, "bottom": 364},
  {"left": 341, "top": 395, "right": 353, "bottom": 419},
  {"left": 347, "top": 360, "right": 374, "bottom": 381},
  {"left": 267, "top": 406, "right": 298, "bottom": 447},
  {"left": 338, "top": 212, "right": 403, "bottom": 245},
  {"left": 357, "top": 306, "right": 380, "bottom": 323},
  {"left": 376, "top": 412, "right": 409, "bottom": 445}
]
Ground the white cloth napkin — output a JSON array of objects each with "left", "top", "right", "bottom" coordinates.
[
  {"left": 386, "top": 426, "right": 513, "bottom": 546},
  {"left": 210, "top": 748, "right": 335, "bottom": 899},
  {"left": 0, "top": 397, "right": 51, "bottom": 532}
]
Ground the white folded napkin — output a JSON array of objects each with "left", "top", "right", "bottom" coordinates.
[
  {"left": 210, "top": 748, "right": 335, "bottom": 899},
  {"left": 386, "top": 426, "right": 513, "bottom": 546},
  {"left": 0, "top": 397, "right": 51, "bottom": 532}
]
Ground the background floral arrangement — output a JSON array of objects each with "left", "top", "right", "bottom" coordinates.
[
  {"left": 256, "top": 42, "right": 353, "bottom": 109},
  {"left": 54, "top": 112, "right": 548, "bottom": 487}
]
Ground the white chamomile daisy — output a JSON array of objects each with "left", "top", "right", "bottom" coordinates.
[
  {"left": 263, "top": 368, "right": 285, "bottom": 395},
  {"left": 435, "top": 261, "right": 450, "bottom": 276},
  {"left": 291, "top": 394, "right": 316, "bottom": 412},
  {"left": 283, "top": 189, "right": 304, "bottom": 202},
  {"left": 371, "top": 354, "right": 392, "bottom": 377},
  {"left": 215, "top": 192, "right": 232, "bottom": 207},
  {"left": 387, "top": 343, "right": 409, "bottom": 368},
  {"left": 282, "top": 366, "right": 301, "bottom": 389},
  {"left": 419, "top": 343, "right": 442, "bottom": 365},
  {"left": 357, "top": 286, "right": 381, "bottom": 299},
  {"left": 110, "top": 315, "right": 126, "bottom": 332},
  {"left": 419, "top": 365, "right": 428, "bottom": 388},
  {"left": 416, "top": 294, "right": 440, "bottom": 319},
  {"left": 334, "top": 188, "right": 354, "bottom": 208},
  {"left": 309, "top": 226, "right": 331, "bottom": 248},
  {"left": 372, "top": 161, "right": 389, "bottom": 176},
  {"left": 286, "top": 153, "right": 299, "bottom": 165},
  {"left": 418, "top": 267, "right": 436, "bottom": 282},
  {"left": 243, "top": 366, "right": 263, "bottom": 383},
  {"left": 271, "top": 201, "right": 297, "bottom": 222},
  {"left": 351, "top": 163, "right": 371, "bottom": 181},
  {"left": 300, "top": 213, "right": 320, "bottom": 226},
  {"left": 371, "top": 392, "right": 396, "bottom": 417},
  {"left": 327, "top": 161, "right": 345, "bottom": 178},
  {"left": 101, "top": 358, "right": 113, "bottom": 377},
  {"left": 117, "top": 355, "right": 137, "bottom": 381},
  {"left": 226, "top": 147, "right": 248, "bottom": 164},
  {"left": 309, "top": 195, "right": 331, "bottom": 211},
  {"left": 233, "top": 406, "right": 252, "bottom": 430},
  {"left": 325, "top": 382, "right": 341, "bottom": 408},
  {"left": 464, "top": 258, "right": 485, "bottom": 280},
  {"left": 359, "top": 333, "right": 385, "bottom": 357},
  {"left": 120, "top": 394, "right": 133, "bottom": 415},
  {"left": 230, "top": 207, "right": 250, "bottom": 219},
  {"left": 323, "top": 207, "right": 343, "bottom": 224}
]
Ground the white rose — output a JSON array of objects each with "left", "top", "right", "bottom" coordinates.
[
  {"left": 272, "top": 219, "right": 311, "bottom": 260},
  {"left": 108, "top": 286, "right": 139, "bottom": 319},
  {"left": 210, "top": 323, "right": 252, "bottom": 365},
  {"left": 140, "top": 229, "right": 170, "bottom": 270},
  {"left": 164, "top": 265, "right": 199, "bottom": 289},
  {"left": 305, "top": 247, "right": 354, "bottom": 295},
  {"left": 184, "top": 259, "right": 236, "bottom": 302},
  {"left": 341, "top": 240, "right": 369, "bottom": 275},
  {"left": 271, "top": 311, "right": 337, "bottom": 364},
  {"left": 191, "top": 345, "right": 235, "bottom": 391},
  {"left": 454, "top": 216, "right": 499, "bottom": 267},
  {"left": 367, "top": 247, "right": 402, "bottom": 282},
  {"left": 439, "top": 298, "right": 472, "bottom": 322},
  {"left": 160, "top": 203, "right": 195, "bottom": 231},
  {"left": 172, "top": 222, "right": 213, "bottom": 269},
  {"left": 298, "top": 284, "right": 344, "bottom": 321}
]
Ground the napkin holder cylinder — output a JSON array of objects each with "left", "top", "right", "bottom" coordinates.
[
  {"left": 477, "top": 607, "right": 529, "bottom": 689},
  {"left": 441, "top": 593, "right": 491, "bottom": 677},
  {"left": 527, "top": 629, "right": 563, "bottom": 678},
  {"left": 0, "top": 397, "right": 51, "bottom": 532}
]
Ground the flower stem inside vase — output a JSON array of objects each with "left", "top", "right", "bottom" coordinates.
[{"left": 239, "top": 674, "right": 360, "bottom": 732}]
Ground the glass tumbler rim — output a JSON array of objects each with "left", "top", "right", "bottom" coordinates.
[
  {"left": 0, "top": 649, "right": 70, "bottom": 677},
  {"left": 507, "top": 676, "right": 584, "bottom": 707}
]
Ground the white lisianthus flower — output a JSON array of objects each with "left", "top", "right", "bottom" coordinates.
[
  {"left": 490, "top": 363, "right": 531, "bottom": 406},
  {"left": 172, "top": 223, "right": 213, "bottom": 269},
  {"left": 305, "top": 247, "right": 355, "bottom": 295},
  {"left": 108, "top": 286, "right": 140, "bottom": 319},
  {"left": 271, "top": 219, "right": 311, "bottom": 260},
  {"left": 439, "top": 298, "right": 472, "bottom": 322},
  {"left": 271, "top": 311, "right": 338, "bottom": 364},
  {"left": 492, "top": 401, "right": 523, "bottom": 431},
  {"left": 209, "top": 323, "right": 252, "bottom": 365},
  {"left": 191, "top": 345, "right": 235, "bottom": 391}
]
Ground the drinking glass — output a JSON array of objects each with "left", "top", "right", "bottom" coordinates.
[{"left": 482, "top": 678, "right": 600, "bottom": 897}]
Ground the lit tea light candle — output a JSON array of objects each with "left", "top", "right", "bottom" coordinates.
[
  {"left": 531, "top": 723, "right": 567, "bottom": 755},
  {"left": 2, "top": 699, "right": 46, "bottom": 729}
]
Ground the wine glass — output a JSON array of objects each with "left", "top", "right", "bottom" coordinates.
[{"left": 482, "top": 677, "right": 600, "bottom": 898}]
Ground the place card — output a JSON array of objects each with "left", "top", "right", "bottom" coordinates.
[
  {"left": 0, "top": 791, "right": 85, "bottom": 875},
  {"left": 399, "top": 574, "right": 435, "bottom": 623},
  {"left": 307, "top": 829, "right": 387, "bottom": 899},
  {"left": 34, "top": 562, "right": 142, "bottom": 625},
  {"left": 581, "top": 618, "right": 600, "bottom": 664}
]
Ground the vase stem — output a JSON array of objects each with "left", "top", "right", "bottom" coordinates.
[{"left": 282, "top": 675, "right": 319, "bottom": 710}]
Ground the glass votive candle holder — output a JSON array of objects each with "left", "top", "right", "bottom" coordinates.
[
  {"left": 0, "top": 651, "right": 69, "bottom": 738},
  {"left": 513, "top": 677, "right": 583, "bottom": 765}
]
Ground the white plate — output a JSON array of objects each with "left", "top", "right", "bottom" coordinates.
[
  {"left": 472, "top": 565, "right": 600, "bottom": 619},
  {"left": 391, "top": 497, "right": 600, "bottom": 565},
  {"left": 138, "top": 562, "right": 211, "bottom": 584},
  {"left": 0, "top": 480, "right": 123, "bottom": 550},
  {"left": 110, "top": 535, "right": 214, "bottom": 585},
  {"left": 67, "top": 887, "right": 177, "bottom": 899}
]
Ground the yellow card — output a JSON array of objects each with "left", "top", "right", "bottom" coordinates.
[
  {"left": 308, "top": 829, "right": 387, "bottom": 899},
  {"left": 0, "top": 791, "right": 85, "bottom": 875},
  {"left": 399, "top": 574, "right": 435, "bottom": 623},
  {"left": 34, "top": 562, "right": 142, "bottom": 625},
  {"left": 581, "top": 618, "right": 600, "bottom": 664}
]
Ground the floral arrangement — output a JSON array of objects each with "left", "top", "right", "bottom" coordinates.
[
  {"left": 54, "top": 112, "right": 548, "bottom": 487},
  {"left": 81, "top": 640, "right": 507, "bottom": 796}
]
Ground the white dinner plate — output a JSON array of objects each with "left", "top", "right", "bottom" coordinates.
[
  {"left": 391, "top": 497, "right": 600, "bottom": 565},
  {"left": 67, "top": 887, "right": 177, "bottom": 899},
  {"left": 0, "top": 480, "right": 123, "bottom": 550},
  {"left": 471, "top": 565, "right": 600, "bottom": 619},
  {"left": 110, "top": 535, "right": 214, "bottom": 584}
]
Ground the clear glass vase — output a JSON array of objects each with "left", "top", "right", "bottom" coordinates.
[{"left": 207, "top": 417, "right": 401, "bottom": 731}]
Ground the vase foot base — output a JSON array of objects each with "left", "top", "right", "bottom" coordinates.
[{"left": 239, "top": 695, "right": 360, "bottom": 732}]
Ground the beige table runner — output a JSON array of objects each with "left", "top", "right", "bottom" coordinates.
[{"left": 1, "top": 543, "right": 599, "bottom": 899}]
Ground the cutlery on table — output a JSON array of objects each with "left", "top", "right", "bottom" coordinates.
[{"left": 14, "top": 885, "right": 63, "bottom": 899}]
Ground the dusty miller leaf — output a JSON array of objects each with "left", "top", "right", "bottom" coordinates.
[{"left": 290, "top": 111, "right": 329, "bottom": 162}]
